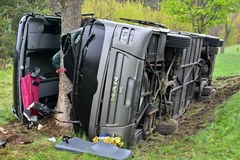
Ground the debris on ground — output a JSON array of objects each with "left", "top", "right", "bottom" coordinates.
[
  {"left": 0, "top": 127, "right": 9, "bottom": 135},
  {"left": 55, "top": 137, "right": 133, "bottom": 159},
  {"left": 37, "top": 124, "right": 43, "bottom": 130},
  {"left": 19, "top": 140, "right": 33, "bottom": 144},
  {"left": 47, "top": 137, "right": 56, "bottom": 142},
  {"left": 0, "top": 140, "right": 6, "bottom": 148}
]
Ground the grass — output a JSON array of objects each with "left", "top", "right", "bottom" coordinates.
[
  {"left": 0, "top": 136, "right": 106, "bottom": 160},
  {"left": 213, "top": 45, "right": 240, "bottom": 78},
  {"left": 1, "top": 138, "right": 105, "bottom": 160},
  {"left": 0, "top": 66, "right": 15, "bottom": 125},
  {"left": 0, "top": 45, "right": 240, "bottom": 159}
]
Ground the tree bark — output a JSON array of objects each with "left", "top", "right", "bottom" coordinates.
[
  {"left": 220, "top": 24, "right": 230, "bottom": 54},
  {"left": 55, "top": 0, "right": 82, "bottom": 127},
  {"left": 220, "top": 13, "right": 239, "bottom": 54},
  {"left": 60, "top": 0, "right": 82, "bottom": 35}
]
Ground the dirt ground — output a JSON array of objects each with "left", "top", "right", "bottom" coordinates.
[
  {"left": 176, "top": 75, "right": 240, "bottom": 139},
  {"left": 1, "top": 76, "right": 240, "bottom": 147}
]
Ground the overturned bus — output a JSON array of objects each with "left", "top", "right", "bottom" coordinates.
[{"left": 13, "top": 13, "right": 223, "bottom": 146}]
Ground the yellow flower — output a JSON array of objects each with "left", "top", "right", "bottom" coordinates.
[
  {"left": 92, "top": 135, "right": 124, "bottom": 147},
  {"left": 103, "top": 136, "right": 112, "bottom": 143},
  {"left": 92, "top": 136, "right": 99, "bottom": 143}
]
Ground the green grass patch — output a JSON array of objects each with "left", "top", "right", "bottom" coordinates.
[
  {"left": 0, "top": 136, "right": 107, "bottom": 160},
  {"left": 0, "top": 66, "right": 15, "bottom": 125},
  {"left": 213, "top": 45, "right": 240, "bottom": 78}
]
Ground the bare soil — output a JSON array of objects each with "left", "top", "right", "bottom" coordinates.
[
  {"left": 0, "top": 117, "right": 70, "bottom": 145},
  {"left": 1, "top": 76, "right": 240, "bottom": 147},
  {"left": 177, "top": 75, "right": 240, "bottom": 138}
]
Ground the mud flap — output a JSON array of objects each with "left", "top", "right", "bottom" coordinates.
[{"left": 55, "top": 137, "right": 133, "bottom": 160}]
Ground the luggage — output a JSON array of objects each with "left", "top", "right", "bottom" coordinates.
[{"left": 20, "top": 71, "right": 40, "bottom": 116}]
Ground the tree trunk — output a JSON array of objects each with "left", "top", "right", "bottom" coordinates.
[
  {"left": 56, "top": 0, "right": 82, "bottom": 127},
  {"left": 220, "top": 25, "right": 230, "bottom": 54},
  {"left": 221, "top": 13, "right": 239, "bottom": 54}
]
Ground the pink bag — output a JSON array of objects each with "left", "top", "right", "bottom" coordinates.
[{"left": 21, "top": 73, "right": 40, "bottom": 115}]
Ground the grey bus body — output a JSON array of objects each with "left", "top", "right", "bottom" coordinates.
[
  {"left": 13, "top": 14, "right": 61, "bottom": 120},
  {"left": 13, "top": 14, "right": 222, "bottom": 146}
]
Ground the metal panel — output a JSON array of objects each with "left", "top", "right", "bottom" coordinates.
[
  {"left": 112, "top": 24, "right": 152, "bottom": 59},
  {"left": 170, "top": 35, "right": 204, "bottom": 118},
  {"left": 87, "top": 20, "right": 152, "bottom": 140},
  {"left": 88, "top": 21, "right": 117, "bottom": 139},
  {"left": 72, "top": 21, "right": 106, "bottom": 134},
  {"left": 100, "top": 50, "right": 144, "bottom": 127}
]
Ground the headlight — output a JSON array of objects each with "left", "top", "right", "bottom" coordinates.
[
  {"left": 128, "top": 29, "right": 135, "bottom": 46},
  {"left": 120, "top": 27, "right": 129, "bottom": 44}
]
